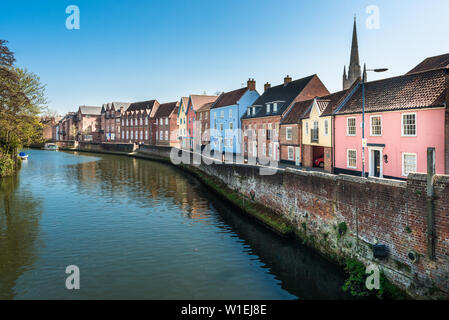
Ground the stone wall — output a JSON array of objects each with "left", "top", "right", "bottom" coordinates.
[{"left": 78, "top": 142, "right": 137, "bottom": 153}]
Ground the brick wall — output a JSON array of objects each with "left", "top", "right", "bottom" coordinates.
[
  {"left": 302, "top": 144, "right": 313, "bottom": 167},
  {"left": 324, "top": 146, "right": 332, "bottom": 172},
  {"left": 196, "top": 163, "right": 449, "bottom": 298}
]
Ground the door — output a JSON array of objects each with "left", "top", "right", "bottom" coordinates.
[
  {"left": 373, "top": 150, "right": 381, "bottom": 177},
  {"left": 295, "top": 147, "right": 300, "bottom": 166}
]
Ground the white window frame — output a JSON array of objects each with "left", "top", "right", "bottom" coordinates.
[
  {"left": 262, "top": 143, "right": 266, "bottom": 156},
  {"left": 370, "top": 115, "right": 382, "bottom": 136},
  {"left": 305, "top": 121, "right": 309, "bottom": 136},
  {"left": 347, "top": 117, "right": 356, "bottom": 136},
  {"left": 347, "top": 149, "right": 357, "bottom": 169},
  {"left": 401, "top": 112, "right": 417, "bottom": 137},
  {"left": 273, "top": 103, "right": 278, "bottom": 113},
  {"left": 165, "top": 117, "right": 168, "bottom": 125},
  {"left": 288, "top": 146, "right": 294, "bottom": 161},
  {"left": 402, "top": 153, "right": 417, "bottom": 177},
  {"left": 286, "top": 127, "right": 292, "bottom": 140},
  {"left": 266, "top": 103, "right": 270, "bottom": 113},
  {"left": 229, "top": 109, "right": 232, "bottom": 118},
  {"left": 324, "top": 119, "right": 329, "bottom": 136}
]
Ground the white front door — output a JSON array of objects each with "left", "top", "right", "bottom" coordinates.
[
  {"left": 295, "top": 147, "right": 300, "bottom": 166},
  {"left": 369, "top": 147, "right": 383, "bottom": 178}
]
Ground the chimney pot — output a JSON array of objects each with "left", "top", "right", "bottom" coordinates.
[
  {"left": 284, "top": 75, "right": 292, "bottom": 84},
  {"left": 264, "top": 82, "right": 271, "bottom": 92},
  {"left": 247, "top": 78, "right": 256, "bottom": 91}
]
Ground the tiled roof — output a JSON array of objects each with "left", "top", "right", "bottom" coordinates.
[
  {"left": 154, "top": 101, "right": 178, "bottom": 118},
  {"left": 241, "top": 75, "right": 316, "bottom": 119},
  {"left": 320, "top": 87, "right": 355, "bottom": 116},
  {"left": 211, "top": 87, "right": 248, "bottom": 109},
  {"left": 79, "top": 106, "right": 101, "bottom": 115},
  {"left": 198, "top": 101, "right": 214, "bottom": 112},
  {"left": 335, "top": 68, "right": 447, "bottom": 115},
  {"left": 281, "top": 99, "right": 314, "bottom": 124},
  {"left": 190, "top": 95, "right": 218, "bottom": 111},
  {"left": 407, "top": 53, "right": 449, "bottom": 75},
  {"left": 127, "top": 100, "right": 157, "bottom": 112}
]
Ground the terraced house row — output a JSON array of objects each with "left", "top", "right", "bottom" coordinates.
[{"left": 54, "top": 20, "right": 449, "bottom": 180}]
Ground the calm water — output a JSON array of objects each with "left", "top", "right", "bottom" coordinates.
[{"left": 0, "top": 149, "right": 351, "bottom": 299}]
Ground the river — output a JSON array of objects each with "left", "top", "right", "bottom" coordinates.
[{"left": 0, "top": 149, "right": 352, "bottom": 299}]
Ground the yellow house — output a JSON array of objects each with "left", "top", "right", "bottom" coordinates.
[
  {"left": 177, "top": 97, "right": 189, "bottom": 148},
  {"left": 301, "top": 89, "right": 350, "bottom": 172}
]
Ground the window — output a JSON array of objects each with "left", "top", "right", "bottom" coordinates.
[
  {"left": 286, "top": 127, "right": 292, "bottom": 140},
  {"left": 165, "top": 131, "right": 168, "bottom": 140},
  {"left": 305, "top": 122, "right": 309, "bottom": 135},
  {"left": 126, "top": 131, "right": 129, "bottom": 139},
  {"left": 135, "top": 131, "right": 138, "bottom": 140},
  {"left": 220, "top": 110, "right": 224, "bottom": 118},
  {"left": 288, "top": 146, "right": 294, "bottom": 161},
  {"left": 268, "top": 143, "right": 272, "bottom": 157},
  {"left": 273, "top": 103, "right": 278, "bottom": 113},
  {"left": 402, "top": 153, "right": 417, "bottom": 176},
  {"left": 311, "top": 121, "right": 319, "bottom": 142},
  {"left": 156, "top": 131, "right": 158, "bottom": 140},
  {"left": 347, "top": 117, "right": 356, "bottom": 136},
  {"left": 160, "top": 130, "right": 163, "bottom": 140},
  {"left": 140, "top": 118, "right": 143, "bottom": 126},
  {"left": 145, "top": 130, "right": 148, "bottom": 140},
  {"left": 220, "top": 123, "right": 223, "bottom": 131},
  {"left": 252, "top": 107, "right": 256, "bottom": 116},
  {"left": 266, "top": 103, "right": 270, "bottom": 113},
  {"left": 199, "top": 113, "right": 202, "bottom": 120},
  {"left": 247, "top": 108, "right": 251, "bottom": 116},
  {"left": 229, "top": 109, "right": 232, "bottom": 118},
  {"left": 130, "top": 119, "right": 133, "bottom": 126},
  {"left": 140, "top": 131, "right": 143, "bottom": 140},
  {"left": 229, "top": 122, "right": 233, "bottom": 130},
  {"left": 205, "top": 113, "right": 207, "bottom": 120},
  {"left": 402, "top": 113, "right": 416, "bottom": 136},
  {"left": 121, "top": 131, "right": 124, "bottom": 139},
  {"left": 370, "top": 116, "right": 382, "bottom": 136},
  {"left": 121, "top": 119, "right": 124, "bottom": 126},
  {"left": 160, "top": 118, "right": 163, "bottom": 125},
  {"left": 145, "top": 117, "right": 148, "bottom": 125},
  {"left": 262, "top": 143, "right": 266, "bottom": 156},
  {"left": 262, "top": 124, "right": 266, "bottom": 136},
  {"left": 324, "top": 120, "right": 329, "bottom": 136},
  {"left": 165, "top": 118, "right": 168, "bottom": 125},
  {"left": 347, "top": 149, "right": 357, "bottom": 168},
  {"left": 131, "top": 131, "right": 133, "bottom": 139}
]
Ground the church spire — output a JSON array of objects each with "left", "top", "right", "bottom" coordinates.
[{"left": 343, "top": 16, "right": 362, "bottom": 90}]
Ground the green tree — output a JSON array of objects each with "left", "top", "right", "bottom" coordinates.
[{"left": 0, "top": 40, "right": 47, "bottom": 176}]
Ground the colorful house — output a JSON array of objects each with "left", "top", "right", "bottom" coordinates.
[
  {"left": 177, "top": 97, "right": 190, "bottom": 149},
  {"left": 300, "top": 87, "right": 356, "bottom": 172},
  {"left": 185, "top": 94, "right": 218, "bottom": 149},
  {"left": 241, "top": 75, "right": 329, "bottom": 162},
  {"left": 209, "top": 79, "right": 260, "bottom": 154},
  {"left": 77, "top": 106, "right": 102, "bottom": 142},
  {"left": 154, "top": 101, "right": 179, "bottom": 147},
  {"left": 333, "top": 67, "right": 449, "bottom": 179}
]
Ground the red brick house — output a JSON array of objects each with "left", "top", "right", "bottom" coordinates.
[
  {"left": 197, "top": 101, "right": 213, "bottom": 148},
  {"left": 100, "top": 102, "right": 130, "bottom": 142},
  {"left": 121, "top": 100, "right": 160, "bottom": 144},
  {"left": 241, "top": 74, "right": 329, "bottom": 162},
  {"left": 185, "top": 95, "right": 218, "bottom": 149},
  {"left": 154, "top": 101, "right": 179, "bottom": 147},
  {"left": 77, "top": 106, "right": 102, "bottom": 142}
]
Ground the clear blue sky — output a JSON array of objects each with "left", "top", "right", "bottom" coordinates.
[{"left": 1, "top": 0, "right": 448, "bottom": 114}]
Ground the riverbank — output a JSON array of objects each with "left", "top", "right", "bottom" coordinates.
[{"left": 55, "top": 143, "right": 449, "bottom": 299}]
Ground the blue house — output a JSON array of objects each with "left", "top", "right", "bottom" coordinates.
[{"left": 210, "top": 79, "right": 260, "bottom": 154}]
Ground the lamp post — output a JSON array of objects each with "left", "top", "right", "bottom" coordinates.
[{"left": 361, "top": 67, "right": 388, "bottom": 178}]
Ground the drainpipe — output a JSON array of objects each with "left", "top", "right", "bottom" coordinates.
[{"left": 426, "top": 147, "right": 436, "bottom": 260}]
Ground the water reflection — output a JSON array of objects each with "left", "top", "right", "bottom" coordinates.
[
  {"left": 1, "top": 150, "right": 351, "bottom": 299},
  {"left": 0, "top": 175, "right": 43, "bottom": 299}
]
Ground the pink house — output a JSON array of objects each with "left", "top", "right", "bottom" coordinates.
[{"left": 333, "top": 67, "right": 449, "bottom": 179}]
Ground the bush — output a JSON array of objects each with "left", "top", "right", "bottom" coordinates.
[{"left": 0, "top": 152, "right": 15, "bottom": 177}]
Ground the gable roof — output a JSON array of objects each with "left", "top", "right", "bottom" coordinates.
[
  {"left": 281, "top": 99, "right": 314, "bottom": 124},
  {"left": 407, "top": 53, "right": 449, "bottom": 75},
  {"left": 154, "top": 101, "right": 179, "bottom": 118},
  {"left": 241, "top": 75, "right": 316, "bottom": 119},
  {"left": 335, "top": 68, "right": 447, "bottom": 115},
  {"left": 189, "top": 95, "right": 218, "bottom": 112},
  {"left": 177, "top": 97, "right": 189, "bottom": 116},
  {"left": 197, "top": 101, "right": 214, "bottom": 113},
  {"left": 127, "top": 100, "right": 157, "bottom": 112},
  {"left": 211, "top": 87, "right": 248, "bottom": 109},
  {"left": 79, "top": 106, "right": 101, "bottom": 115}
]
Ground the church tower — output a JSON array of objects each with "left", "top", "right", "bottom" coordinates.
[{"left": 343, "top": 17, "right": 363, "bottom": 90}]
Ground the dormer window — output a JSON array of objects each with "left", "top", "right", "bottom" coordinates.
[
  {"left": 247, "top": 108, "right": 251, "bottom": 116},
  {"left": 252, "top": 107, "right": 256, "bottom": 116},
  {"left": 266, "top": 103, "right": 271, "bottom": 113},
  {"left": 273, "top": 103, "right": 278, "bottom": 112}
]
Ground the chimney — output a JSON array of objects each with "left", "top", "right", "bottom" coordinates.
[
  {"left": 247, "top": 78, "right": 256, "bottom": 91},
  {"left": 264, "top": 82, "right": 271, "bottom": 92},
  {"left": 284, "top": 75, "right": 292, "bottom": 85}
]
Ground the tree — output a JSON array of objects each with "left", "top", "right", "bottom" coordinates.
[{"left": 0, "top": 40, "right": 47, "bottom": 176}]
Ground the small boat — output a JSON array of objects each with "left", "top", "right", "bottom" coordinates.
[
  {"left": 43, "top": 143, "right": 59, "bottom": 151},
  {"left": 18, "top": 152, "right": 28, "bottom": 160}
]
